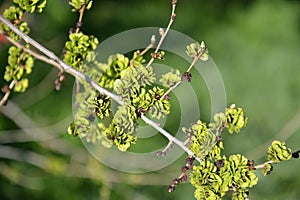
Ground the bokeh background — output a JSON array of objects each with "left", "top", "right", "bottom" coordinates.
[{"left": 1, "top": 0, "right": 300, "bottom": 199}]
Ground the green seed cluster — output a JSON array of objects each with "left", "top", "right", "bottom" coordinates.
[
  {"left": 160, "top": 69, "right": 181, "bottom": 88},
  {"left": 69, "top": 0, "right": 93, "bottom": 11},
  {"left": 13, "top": 0, "right": 46, "bottom": 13},
  {"left": 181, "top": 105, "right": 258, "bottom": 199},
  {"left": 0, "top": 1, "right": 47, "bottom": 93},
  {"left": 63, "top": 32, "right": 99, "bottom": 71},
  {"left": 267, "top": 140, "right": 292, "bottom": 163},
  {"left": 70, "top": 50, "right": 173, "bottom": 151},
  {"left": 191, "top": 154, "right": 258, "bottom": 200},
  {"left": 225, "top": 104, "right": 248, "bottom": 134},
  {"left": 4, "top": 46, "right": 34, "bottom": 92}
]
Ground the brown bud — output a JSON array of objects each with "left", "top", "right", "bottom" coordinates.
[
  {"left": 181, "top": 166, "right": 189, "bottom": 173},
  {"left": 181, "top": 72, "right": 192, "bottom": 82},
  {"left": 69, "top": 28, "right": 76, "bottom": 34},
  {"left": 247, "top": 160, "right": 256, "bottom": 170},
  {"left": 180, "top": 173, "right": 187, "bottom": 182},
  {"left": 168, "top": 185, "right": 175, "bottom": 192},
  {"left": 171, "top": 13, "right": 176, "bottom": 21},
  {"left": 1, "top": 85, "right": 10, "bottom": 93},
  {"left": 215, "top": 159, "right": 224, "bottom": 169},
  {"left": 76, "top": 21, "right": 83, "bottom": 29}
]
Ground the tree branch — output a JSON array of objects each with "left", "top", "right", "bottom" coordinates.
[
  {"left": 161, "top": 41, "right": 207, "bottom": 100},
  {"left": 0, "top": 14, "right": 122, "bottom": 105},
  {"left": 145, "top": 0, "right": 177, "bottom": 68},
  {"left": 0, "top": 1, "right": 201, "bottom": 162}
]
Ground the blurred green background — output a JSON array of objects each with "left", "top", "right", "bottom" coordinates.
[{"left": 1, "top": 0, "right": 300, "bottom": 199}]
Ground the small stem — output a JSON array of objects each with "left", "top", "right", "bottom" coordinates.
[
  {"left": 0, "top": 81, "right": 14, "bottom": 107},
  {"left": 145, "top": 1, "right": 177, "bottom": 68},
  {"left": 139, "top": 43, "right": 154, "bottom": 56},
  {"left": 141, "top": 115, "right": 202, "bottom": 163},
  {"left": 160, "top": 81, "right": 181, "bottom": 100},
  {"left": 160, "top": 42, "right": 207, "bottom": 100},
  {"left": 183, "top": 138, "right": 190, "bottom": 146},
  {"left": 129, "top": 35, "right": 155, "bottom": 66},
  {"left": 255, "top": 160, "right": 274, "bottom": 169},
  {"left": 186, "top": 43, "right": 207, "bottom": 73},
  {"left": 157, "top": 140, "right": 173, "bottom": 156},
  {"left": 75, "top": 5, "right": 86, "bottom": 33}
]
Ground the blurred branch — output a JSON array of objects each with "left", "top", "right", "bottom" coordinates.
[
  {"left": 0, "top": 101, "right": 181, "bottom": 187},
  {"left": 0, "top": 100, "right": 37, "bottom": 128},
  {"left": 0, "top": 115, "right": 71, "bottom": 144},
  {"left": 13, "top": 69, "right": 60, "bottom": 107},
  {"left": 0, "top": 163, "right": 43, "bottom": 190},
  {"left": 0, "top": 144, "right": 48, "bottom": 168},
  {"left": 247, "top": 108, "right": 300, "bottom": 160}
]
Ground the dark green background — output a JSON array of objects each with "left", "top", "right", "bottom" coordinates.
[{"left": 1, "top": 0, "right": 300, "bottom": 199}]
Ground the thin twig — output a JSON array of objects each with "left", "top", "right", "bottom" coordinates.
[
  {"left": 6, "top": 36, "right": 64, "bottom": 71},
  {"left": 157, "top": 140, "right": 173, "bottom": 156},
  {"left": 0, "top": 14, "right": 122, "bottom": 105},
  {"left": 0, "top": 80, "right": 14, "bottom": 106},
  {"left": 75, "top": 5, "right": 86, "bottom": 33},
  {"left": 160, "top": 81, "right": 180, "bottom": 100},
  {"left": 139, "top": 35, "right": 155, "bottom": 56},
  {"left": 255, "top": 160, "right": 274, "bottom": 169},
  {"left": 247, "top": 108, "right": 300, "bottom": 160},
  {"left": 160, "top": 43, "right": 207, "bottom": 100},
  {"left": 141, "top": 115, "right": 202, "bottom": 163},
  {"left": 160, "top": 46, "right": 205, "bottom": 99},
  {"left": 145, "top": 1, "right": 177, "bottom": 68},
  {"left": 186, "top": 42, "right": 207, "bottom": 73}
]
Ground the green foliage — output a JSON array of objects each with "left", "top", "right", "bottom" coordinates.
[
  {"left": 183, "top": 120, "right": 220, "bottom": 159},
  {"left": 94, "top": 93, "right": 111, "bottom": 119},
  {"left": 160, "top": 70, "right": 181, "bottom": 88},
  {"left": 68, "top": 87, "right": 112, "bottom": 146},
  {"left": 261, "top": 163, "right": 273, "bottom": 176},
  {"left": 185, "top": 42, "right": 209, "bottom": 61},
  {"left": 0, "top": 0, "right": 47, "bottom": 95},
  {"left": 267, "top": 140, "right": 292, "bottom": 163},
  {"left": 147, "top": 86, "right": 171, "bottom": 119},
  {"left": 4, "top": 46, "right": 34, "bottom": 92},
  {"left": 0, "top": 6, "right": 30, "bottom": 40},
  {"left": 70, "top": 50, "right": 171, "bottom": 151},
  {"left": 209, "top": 112, "right": 226, "bottom": 133},
  {"left": 105, "top": 105, "right": 138, "bottom": 151},
  {"left": 1, "top": 1, "right": 299, "bottom": 200},
  {"left": 225, "top": 104, "right": 248, "bottom": 134},
  {"left": 63, "top": 32, "right": 99, "bottom": 71},
  {"left": 13, "top": 0, "right": 47, "bottom": 13},
  {"left": 191, "top": 154, "right": 258, "bottom": 200},
  {"left": 182, "top": 105, "right": 261, "bottom": 199},
  {"left": 99, "top": 54, "right": 130, "bottom": 88},
  {"left": 181, "top": 105, "right": 296, "bottom": 199},
  {"left": 69, "top": 0, "right": 93, "bottom": 11}
]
